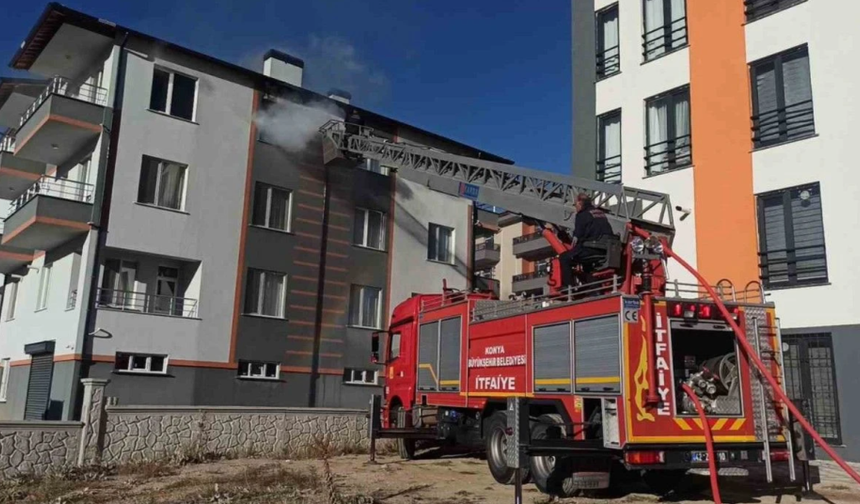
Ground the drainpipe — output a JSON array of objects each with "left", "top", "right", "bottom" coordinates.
[{"left": 75, "top": 32, "right": 129, "bottom": 418}]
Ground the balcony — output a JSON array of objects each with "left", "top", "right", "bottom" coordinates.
[
  {"left": 512, "top": 271, "right": 548, "bottom": 295},
  {"left": 0, "top": 221, "right": 34, "bottom": 274},
  {"left": 0, "top": 133, "right": 47, "bottom": 200},
  {"left": 475, "top": 276, "right": 500, "bottom": 298},
  {"left": 1, "top": 176, "right": 93, "bottom": 250},
  {"left": 96, "top": 289, "right": 199, "bottom": 318},
  {"left": 512, "top": 232, "right": 554, "bottom": 261},
  {"left": 14, "top": 77, "right": 107, "bottom": 166},
  {"left": 475, "top": 241, "right": 500, "bottom": 270}
]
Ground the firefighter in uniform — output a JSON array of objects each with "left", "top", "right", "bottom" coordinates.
[{"left": 547, "top": 193, "right": 615, "bottom": 288}]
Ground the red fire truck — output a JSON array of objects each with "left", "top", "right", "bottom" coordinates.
[{"left": 318, "top": 120, "right": 827, "bottom": 497}]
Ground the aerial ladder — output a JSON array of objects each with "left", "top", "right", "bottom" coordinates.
[{"left": 319, "top": 120, "right": 860, "bottom": 499}]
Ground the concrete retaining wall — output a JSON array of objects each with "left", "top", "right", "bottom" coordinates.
[{"left": 0, "top": 421, "right": 81, "bottom": 478}]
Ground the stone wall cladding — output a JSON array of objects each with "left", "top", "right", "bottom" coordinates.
[
  {"left": 0, "top": 422, "right": 82, "bottom": 478},
  {"left": 101, "top": 407, "right": 369, "bottom": 465}
]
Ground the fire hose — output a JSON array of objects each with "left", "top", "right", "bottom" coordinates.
[
  {"left": 681, "top": 382, "right": 722, "bottom": 504},
  {"left": 660, "top": 238, "right": 860, "bottom": 486}
]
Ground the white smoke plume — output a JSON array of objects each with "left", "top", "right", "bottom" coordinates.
[{"left": 254, "top": 99, "right": 345, "bottom": 152}]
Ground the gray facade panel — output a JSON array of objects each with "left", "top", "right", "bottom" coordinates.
[
  {"left": 0, "top": 365, "right": 30, "bottom": 420},
  {"left": 571, "top": 0, "right": 597, "bottom": 178}
]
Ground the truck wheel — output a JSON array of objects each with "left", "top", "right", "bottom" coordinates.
[
  {"left": 394, "top": 407, "right": 416, "bottom": 460},
  {"left": 641, "top": 469, "right": 687, "bottom": 495},
  {"left": 484, "top": 411, "right": 529, "bottom": 484},
  {"left": 529, "top": 414, "right": 577, "bottom": 497}
]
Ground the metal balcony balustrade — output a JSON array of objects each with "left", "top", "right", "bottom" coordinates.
[
  {"left": 18, "top": 76, "right": 108, "bottom": 129},
  {"left": 96, "top": 288, "right": 199, "bottom": 318},
  {"left": 476, "top": 241, "right": 500, "bottom": 252},
  {"left": 512, "top": 270, "right": 549, "bottom": 283},
  {"left": 8, "top": 175, "right": 94, "bottom": 217},
  {"left": 758, "top": 243, "right": 827, "bottom": 288},
  {"left": 512, "top": 231, "right": 545, "bottom": 245},
  {"left": 752, "top": 100, "right": 815, "bottom": 148},
  {"left": 596, "top": 154, "right": 621, "bottom": 184},
  {"left": 596, "top": 45, "right": 620, "bottom": 78},
  {"left": 0, "top": 134, "right": 14, "bottom": 153},
  {"left": 644, "top": 134, "right": 692, "bottom": 176},
  {"left": 642, "top": 17, "right": 688, "bottom": 61}
]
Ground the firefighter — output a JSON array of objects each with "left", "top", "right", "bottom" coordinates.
[{"left": 547, "top": 193, "right": 614, "bottom": 288}]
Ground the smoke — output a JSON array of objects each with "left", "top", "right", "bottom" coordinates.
[{"left": 254, "top": 99, "right": 345, "bottom": 152}]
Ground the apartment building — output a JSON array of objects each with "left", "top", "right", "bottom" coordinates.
[
  {"left": 0, "top": 4, "right": 509, "bottom": 420},
  {"left": 572, "top": 0, "right": 860, "bottom": 460}
]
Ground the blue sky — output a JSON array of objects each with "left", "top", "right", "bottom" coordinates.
[{"left": 0, "top": 0, "right": 572, "bottom": 172}]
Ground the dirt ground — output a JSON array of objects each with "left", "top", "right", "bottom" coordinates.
[{"left": 2, "top": 449, "right": 858, "bottom": 503}]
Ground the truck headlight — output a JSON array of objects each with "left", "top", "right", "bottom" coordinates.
[
  {"left": 646, "top": 236, "right": 664, "bottom": 255},
  {"left": 631, "top": 237, "right": 645, "bottom": 254}
]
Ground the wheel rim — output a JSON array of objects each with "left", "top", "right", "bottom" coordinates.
[
  {"left": 488, "top": 426, "right": 508, "bottom": 470},
  {"left": 531, "top": 428, "right": 556, "bottom": 477}
]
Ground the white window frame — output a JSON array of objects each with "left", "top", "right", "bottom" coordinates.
[
  {"left": 138, "top": 156, "right": 189, "bottom": 211},
  {"left": 0, "top": 358, "right": 10, "bottom": 401},
  {"left": 349, "top": 284, "right": 382, "bottom": 329},
  {"left": 35, "top": 263, "right": 52, "bottom": 311},
  {"left": 238, "top": 360, "right": 281, "bottom": 380},
  {"left": 428, "top": 223, "right": 455, "bottom": 264},
  {"left": 343, "top": 368, "right": 379, "bottom": 386},
  {"left": 114, "top": 352, "right": 169, "bottom": 375},
  {"left": 362, "top": 159, "right": 390, "bottom": 176},
  {"left": 245, "top": 268, "right": 287, "bottom": 319},
  {"left": 150, "top": 67, "right": 199, "bottom": 121},
  {"left": 354, "top": 207, "right": 386, "bottom": 250},
  {"left": 253, "top": 183, "right": 293, "bottom": 232},
  {"left": 5, "top": 281, "right": 18, "bottom": 321}
]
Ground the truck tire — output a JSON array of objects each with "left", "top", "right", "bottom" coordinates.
[
  {"left": 484, "top": 411, "right": 529, "bottom": 485},
  {"left": 641, "top": 469, "right": 687, "bottom": 495},
  {"left": 529, "top": 414, "right": 577, "bottom": 497},
  {"left": 394, "top": 407, "right": 416, "bottom": 460}
]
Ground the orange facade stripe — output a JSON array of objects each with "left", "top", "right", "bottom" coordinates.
[
  {"left": 2, "top": 216, "right": 89, "bottom": 245},
  {"left": 0, "top": 250, "right": 34, "bottom": 262},
  {"left": 329, "top": 210, "right": 350, "bottom": 219},
  {"left": 0, "top": 166, "right": 41, "bottom": 181},
  {"left": 286, "top": 350, "right": 342, "bottom": 358},
  {"left": 298, "top": 189, "right": 323, "bottom": 198},
  {"left": 295, "top": 217, "right": 321, "bottom": 226},
  {"left": 688, "top": 1, "right": 759, "bottom": 286},
  {"left": 281, "top": 365, "right": 342, "bottom": 376},
  {"left": 297, "top": 203, "right": 323, "bottom": 212},
  {"left": 14, "top": 114, "right": 101, "bottom": 154}
]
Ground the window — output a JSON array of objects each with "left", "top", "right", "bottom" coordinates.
[
  {"left": 138, "top": 156, "right": 187, "bottom": 211},
  {"left": 388, "top": 332, "right": 401, "bottom": 361},
  {"left": 149, "top": 68, "right": 197, "bottom": 121},
  {"left": 238, "top": 360, "right": 280, "bottom": 380},
  {"left": 428, "top": 224, "right": 455, "bottom": 264},
  {"left": 343, "top": 368, "right": 379, "bottom": 386},
  {"left": 642, "top": 0, "right": 687, "bottom": 61},
  {"left": 35, "top": 263, "right": 52, "bottom": 311},
  {"left": 5, "top": 281, "right": 18, "bottom": 321},
  {"left": 245, "top": 269, "right": 287, "bottom": 318},
  {"left": 783, "top": 333, "right": 841, "bottom": 443},
  {"left": 99, "top": 259, "right": 138, "bottom": 309},
  {"left": 645, "top": 86, "right": 691, "bottom": 175},
  {"left": 154, "top": 266, "right": 183, "bottom": 316},
  {"left": 756, "top": 183, "right": 827, "bottom": 288},
  {"left": 745, "top": 0, "right": 806, "bottom": 22},
  {"left": 362, "top": 159, "right": 390, "bottom": 176},
  {"left": 353, "top": 208, "right": 386, "bottom": 250},
  {"left": 115, "top": 352, "right": 168, "bottom": 374},
  {"left": 252, "top": 183, "right": 292, "bottom": 232},
  {"left": 597, "top": 109, "right": 622, "bottom": 183},
  {"left": 349, "top": 285, "right": 382, "bottom": 329},
  {"left": 751, "top": 45, "right": 815, "bottom": 148},
  {"left": 596, "top": 4, "right": 620, "bottom": 78},
  {"left": 0, "top": 358, "right": 9, "bottom": 401}
]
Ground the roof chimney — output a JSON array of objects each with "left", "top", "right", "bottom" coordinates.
[
  {"left": 327, "top": 89, "right": 351, "bottom": 104},
  {"left": 263, "top": 50, "right": 304, "bottom": 87}
]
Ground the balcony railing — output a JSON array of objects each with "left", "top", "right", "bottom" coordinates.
[
  {"left": 758, "top": 243, "right": 828, "bottom": 288},
  {"left": 596, "top": 154, "right": 621, "bottom": 183},
  {"left": 0, "top": 134, "right": 14, "bottom": 153},
  {"left": 752, "top": 100, "right": 815, "bottom": 148},
  {"left": 512, "top": 271, "right": 549, "bottom": 283},
  {"left": 644, "top": 134, "right": 692, "bottom": 176},
  {"left": 596, "top": 45, "right": 620, "bottom": 78},
  {"left": 476, "top": 242, "right": 500, "bottom": 252},
  {"left": 96, "top": 288, "right": 199, "bottom": 318},
  {"left": 513, "top": 232, "right": 545, "bottom": 245},
  {"left": 8, "top": 175, "right": 94, "bottom": 217},
  {"left": 642, "top": 18, "right": 688, "bottom": 61},
  {"left": 744, "top": 0, "right": 805, "bottom": 21},
  {"left": 19, "top": 76, "right": 108, "bottom": 128}
]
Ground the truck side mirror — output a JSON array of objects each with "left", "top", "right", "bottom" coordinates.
[{"left": 371, "top": 331, "right": 382, "bottom": 364}]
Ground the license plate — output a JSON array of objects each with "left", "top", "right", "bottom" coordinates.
[
  {"left": 571, "top": 472, "right": 610, "bottom": 490},
  {"left": 690, "top": 451, "right": 728, "bottom": 463}
]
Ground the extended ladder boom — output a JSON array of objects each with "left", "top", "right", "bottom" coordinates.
[{"left": 320, "top": 120, "right": 675, "bottom": 241}]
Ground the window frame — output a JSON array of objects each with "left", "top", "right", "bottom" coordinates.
[
  {"left": 641, "top": 0, "right": 688, "bottom": 62},
  {"left": 137, "top": 155, "right": 189, "bottom": 211},
  {"left": 750, "top": 45, "right": 815, "bottom": 149},
  {"left": 5, "top": 281, "right": 18, "bottom": 321},
  {"left": 595, "top": 3, "right": 621, "bottom": 79},
  {"left": 644, "top": 85, "right": 692, "bottom": 176},
  {"left": 349, "top": 284, "right": 383, "bottom": 329},
  {"left": 35, "top": 263, "right": 52, "bottom": 312},
  {"left": 149, "top": 67, "right": 199, "bottom": 122},
  {"left": 114, "top": 352, "right": 169, "bottom": 375},
  {"left": 0, "top": 358, "right": 10, "bottom": 401},
  {"left": 353, "top": 207, "right": 387, "bottom": 251},
  {"left": 596, "top": 108, "right": 622, "bottom": 183},
  {"left": 756, "top": 182, "right": 828, "bottom": 289},
  {"left": 782, "top": 332, "right": 842, "bottom": 444},
  {"left": 744, "top": 0, "right": 807, "bottom": 22},
  {"left": 343, "top": 367, "right": 379, "bottom": 386},
  {"left": 244, "top": 268, "right": 288, "bottom": 319},
  {"left": 427, "top": 223, "right": 455, "bottom": 264},
  {"left": 237, "top": 360, "right": 281, "bottom": 380},
  {"left": 251, "top": 182, "right": 293, "bottom": 232}
]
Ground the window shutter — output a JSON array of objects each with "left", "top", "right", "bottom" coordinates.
[
  {"left": 754, "top": 62, "right": 779, "bottom": 143},
  {"left": 781, "top": 50, "right": 814, "bottom": 139},
  {"left": 761, "top": 194, "right": 789, "bottom": 285},
  {"left": 790, "top": 187, "right": 826, "bottom": 282}
]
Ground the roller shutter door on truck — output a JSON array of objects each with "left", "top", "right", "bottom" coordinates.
[
  {"left": 574, "top": 315, "right": 621, "bottom": 394},
  {"left": 533, "top": 322, "right": 572, "bottom": 393},
  {"left": 418, "top": 321, "right": 439, "bottom": 391},
  {"left": 437, "top": 317, "right": 461, "bottom": 391}
]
